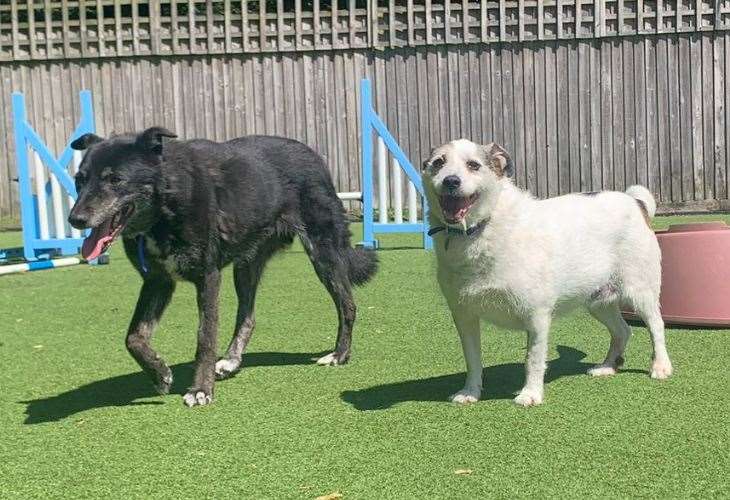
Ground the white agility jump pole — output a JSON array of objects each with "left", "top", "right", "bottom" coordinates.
[{"left": 0, "top": 257, "right": 83, "bottom": 276}]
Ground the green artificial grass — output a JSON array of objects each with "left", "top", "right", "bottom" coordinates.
[{"left": 1, "top": 218, "right": 729, "bottom": 499}]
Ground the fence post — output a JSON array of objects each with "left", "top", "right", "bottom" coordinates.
[{"left": 360, "top": 79, "right": 378, "bottom": 249}]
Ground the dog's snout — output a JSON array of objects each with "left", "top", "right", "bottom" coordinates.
[
  {"left": 443, "top": 175, "right": 461, "bottom": 191},
  {"left": 68, "top": 210, "right": 90, "bottom": 229}
]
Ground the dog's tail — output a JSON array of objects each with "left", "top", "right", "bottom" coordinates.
[
  {"left": 625, "top": 185, "right": 657, "bottom": 219},
  {"left": 344, "top": 247, "right": 378, "bottom": 286}
]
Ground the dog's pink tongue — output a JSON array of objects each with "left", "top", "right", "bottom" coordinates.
[
  {"left": 81, "top": 221, "right": 114, "bottom": 261},
  {"left": 441, "top": 196, "right": 470, "bottom": 222}
]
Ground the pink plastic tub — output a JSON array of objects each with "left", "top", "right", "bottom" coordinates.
[{"left": 623, "top": 221, "right": 730, "bottom": 327}]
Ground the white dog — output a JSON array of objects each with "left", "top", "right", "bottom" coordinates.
[{"left": 422, "top": 139, "right": 673, "bottom": 407}]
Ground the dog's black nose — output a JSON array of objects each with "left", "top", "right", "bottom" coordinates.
[
  {"left": 443, "top": 175, "right": 461, "bottom": 191},
  {"left": 68, "top": 212, "right": 89, "bottom": 229}
]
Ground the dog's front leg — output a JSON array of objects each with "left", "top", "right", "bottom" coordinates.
[
  {"left": 514, "top": 309, "right": 552, "bottom": 407},
  {"left": 448, "top": 304, "right": 482, "bottom": 404},
  {"left": 126, "top": 276, "right": 176, "bottom": 395},
  {"left": 183, "top": 269, "right": 221, "bottom": 407}
]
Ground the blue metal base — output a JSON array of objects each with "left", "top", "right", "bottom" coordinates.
[{"left": 357, "top": 239, "right": 379, "bottom": 250}]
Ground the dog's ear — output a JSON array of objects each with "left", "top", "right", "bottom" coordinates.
[
  {"left": 70, "top": 133, "right": 103, "bottom": 151},
  {"left": 135, "top": 127, "right": 177, "bottom": 155},
  {"left": 483, "top": 143, "right": 514, "bottom": 178}
]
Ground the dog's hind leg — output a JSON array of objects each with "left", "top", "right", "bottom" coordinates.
[
  {"left": 630, "top": 295, "right": 673, "bottom": 379},
  {"left": 514, "top": 309, "right": 552, "bottom": 407},
  {"left": 301, "top": 235, "right": 356, "bottom": 366},
  {"left": 587, "top": 302, "right": 631, "bottom": 376},
  {"left": 126, "top": 276, "right": 176, "bottom": 395},
  {"left": 215, "top": 259, "right": 266, "bottom": 380},
  {"left": 183, "top": 269, "right": 221, "bottom": 407}
]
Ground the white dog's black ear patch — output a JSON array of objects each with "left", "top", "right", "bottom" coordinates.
[{"left": 484, "top": 143, "right": 514, "bottom": 178}]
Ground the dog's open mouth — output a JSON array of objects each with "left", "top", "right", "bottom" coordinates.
[
  {"left": 440, "top": 193, "right": 479, "bottom": 224},
  {"left": 81, "top": 205, "right": 134, "bottom": 261}
]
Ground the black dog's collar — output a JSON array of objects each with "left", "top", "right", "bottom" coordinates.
[{"left": 428, "top": 219, "right": 489, "bottom": 250}]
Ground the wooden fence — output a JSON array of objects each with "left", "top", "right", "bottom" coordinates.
[
  {"left": 2, "top": 1, "right": 730, "bottom": 217},
  {"left": 3, "top": 1, "right": 730, "bottom": 60}
]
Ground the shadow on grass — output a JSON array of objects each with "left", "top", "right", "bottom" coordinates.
[
  {"left": 341, "top": 345, "right": 646, "bottom": 410},
  {"left": 20, "top": 351, "right": 327, "bottom": 425}
]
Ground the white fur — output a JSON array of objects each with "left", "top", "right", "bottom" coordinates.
[
  {"left": 316, "top": 352, "right": 341, "bottom": 366},
  {"left": 423, "top": 139, "right": 673, "bottom": 406},
  {"left": 183, "top": 390, "right": 212, "bottom": 407},
  {"left": 215, "top": 358, "right": 241, "bottom": 379}
]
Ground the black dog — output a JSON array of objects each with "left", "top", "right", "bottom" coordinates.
[{"left": 68, "top": 128, "right": 377, "bottom": 407}]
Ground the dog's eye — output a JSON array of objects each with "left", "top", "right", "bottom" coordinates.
[
  {"left": 107, "top": 173, "right": 123, "bottom": 185},
  {"left": 431, "top": 157, "right": 445, "bottom": 170},
  {"left": 467, "top": 161, "right": 481, "bottom": 171}
]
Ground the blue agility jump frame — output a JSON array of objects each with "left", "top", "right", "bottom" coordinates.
[
  {"left": 1, "top": 90, "right": 95, "bottom": 264},
  {"left": 359, "top": 79, "right": 433, "bottom": 250}
]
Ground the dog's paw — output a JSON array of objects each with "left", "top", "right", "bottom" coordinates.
[
  {"left": 450, "top": 388, "right": 481, "bottom": 404},
  {"left": 513, "top": 389, "right": 543, "bottom": 407},
  {"left": 651, "top": 359, "right": 673, "bottom": 380},
  {"left": 587, "top": 365, "right": 618, "bottom": 377},
  {"left": 215, "top": 358, "right": 241, "bottom": 380},
  {"left": 183, "top": 389, "right": 213, "bottom": 407},
  {"left": 154, "top": 369, "right": 173, "bottom": 395},
  {"left": 316, "top": 351, "right": 349, "bottom": 366}
]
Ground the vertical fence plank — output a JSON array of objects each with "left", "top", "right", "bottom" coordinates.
[
  {"left": 150, "top": 0, "right": 161, "bottom": 54},
  {"left": 44, "top": 0, "right": 53, "bottom": 58},
  {"left": 332, "top": 0, "right": 339, "bottom": 48},
  {"left": 224, "top": 0, "right": 232, "bottom": 52},
  {"left": 590, "top": 40, "right": 603, "bottom": 191},
  {"left": 388, "top": 0, "right": 396, "bottom": 48},
  {"left": 702, "top": 34, "right": 715, "bottom": 200},
  {"left": 463, "top": 0, "right": 470, "bottom": 43},
  {"left": 482, "top": 0, "right": 489, "bottom": 42},
  {"left": 277, "top": 0, "right": 285, "bottom": 50},
  {"left": 715, "top": 34, "right": 727, "bottom": 200},
  {"left": 314, "top": 0, "right": 321, "bottom": 49},
  {"left": 568, "top": 42, "right": 581, "bottom": 191},
  {"left": 445, "top": 0, "right": 451, "bottom": 43},
  {"left": 408, "top": 0, "right": 415, "bottom": 46},
  {"left": 622, "top": 38, "right": 637, "bottom": 188},
  {"left": 61, "top": 0, "right": 71, "bottom": 57},
  {"left": 206, "top": 1, "right": 215, "bottom": 53},
  {"left": 500, "top": 0, "right": 507, "bottom": 40},
  {"left": 634, "top": 37, "right": 649, "bottom": 188},
  {"left": 259, "top": 0, "right": 267, "bottom": 50},
  {"left": 600, "top": 39, "right": 614, "bottom": 192},
  {"left": 132, "top": 0, "right": 140, "bottom": 55},
  {"left": 241, "top": 0, "right": 250, "bottom": 52},
  {"left": 25, "top": 0, "right": 37, "bottom": 59},
  {"left": 426, "top": 0, "right": 433, "bottom": 44},
  {"left": 578, "top": 42, "right": 592, "bottom": 190}
]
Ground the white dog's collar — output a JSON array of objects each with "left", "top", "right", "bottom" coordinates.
[
  {"left": 428, "top": 218, "right": 489, "bottom": 238},
  {"left": 428, "top": 219, "right": 489, "bottom": 250}
]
